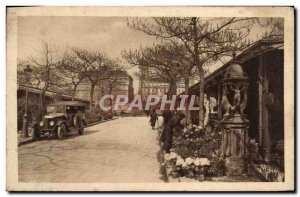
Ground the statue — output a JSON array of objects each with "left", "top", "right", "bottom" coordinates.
[
  {"left": 221, "top": 82, "right": 248, "bottom": 117},
  {"left": 220, "top": 61, "right": 249, "bottom": 176}
]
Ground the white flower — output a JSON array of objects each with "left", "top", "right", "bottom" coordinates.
[
  {"left": 164, "top": 153, "right": 171, "bottom": 161},
  {"left": 194, "top": 158, "right": 201, "bottom": 166},
  {"left": 185, "top": 157, "right": 194, "bottom": 165},
  {"left": 169, "top": 152, "right": 177, "bottom": 160},
  {"left": 182, "top": 162, "right": 188, "bottom": 168},
  {"left": 176, "top": 158, "right": 185, "bottom": 166},
  {"left": 176, "top": 155, "right": 182, "bottom": 160},
  {"left": 194, "top": 158, "right": 211, "bottom": 166}
]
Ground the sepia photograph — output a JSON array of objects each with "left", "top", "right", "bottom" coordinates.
[{"left": 6, "top": 6, "right": 294, "bottom": 191}]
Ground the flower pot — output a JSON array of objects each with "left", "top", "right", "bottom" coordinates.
[
  {"left": 171, "top": 171, "right": 179, "bottom": 179},
  {"left": 186, "top": 171, "right": 194, "bottom": 178},
  {"left": 198, "top": 166, "right": 206, "bottom": 174},
  {"left": 196, "top": 173, "right": 205, "bottom": 182},
  {"left": 190, "top": 164, "right": 195, "bottom": 170}
]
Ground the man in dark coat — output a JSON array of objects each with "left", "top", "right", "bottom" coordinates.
[
  {"left": 162, "top": 109, "right": 172, "bottom": 125},
  {"left": 162, "top": 111, "right": 178, "bottom": 153},
  {"left": 149, "top": 109, "right": 158, "bottom": 130},
  {"left": 160, "top": 109, "right": 172, "bottom": 142},
  {"left": 162, "top": 111, "right": 185, "bottom": 153}
]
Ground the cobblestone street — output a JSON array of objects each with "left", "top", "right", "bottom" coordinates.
[{"left": 18, "top": 117, "right": 164, "bottom": 183}]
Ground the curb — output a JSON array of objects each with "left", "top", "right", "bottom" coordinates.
[
  {"left": 18, "top": 138, "right": 37, "bottom": 147},
  {"left": 84, "top": 117, "right": 118, "bottom": 128}
]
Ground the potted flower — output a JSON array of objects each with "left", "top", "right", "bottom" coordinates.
[
  {"left": 184, "top": 157, "right": 195, "bottom": 178},
  {"left": 194, "top": 158, "right": 210, "bottom": 181},
  {"left": 175, "top": 156, "right": 184, "bottom": 176},
  {"left": 163, "top": 151, "right": 178, "bottom": 168}
]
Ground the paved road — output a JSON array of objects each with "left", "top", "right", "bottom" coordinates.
[{"left": 18, "top": 117, "right": 164, "bottom": 183}]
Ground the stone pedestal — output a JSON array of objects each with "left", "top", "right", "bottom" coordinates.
[{"left": 221, "top": 115, "right": 249, "bottom": 176}]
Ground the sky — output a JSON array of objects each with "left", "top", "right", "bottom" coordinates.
[
  {"left": 17, "top": 16, "right": 276, "bottom": 94},
  {"left": 17, "top": 16, "right": 157, "bottom": 93}
]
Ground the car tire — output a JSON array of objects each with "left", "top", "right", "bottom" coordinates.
[
  {"left": 57, "top": 124, "right": 66, "bottom": 140},
  {"left": 78, "top": 120, "right": 84, "bottom": 135}
]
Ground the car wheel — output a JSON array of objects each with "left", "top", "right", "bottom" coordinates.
[
  {"left": 78, "top": 120, "right": 84, "bottom": 135},
  {"left": 57, "top": 124, "right": 66, "bottom": 140}
]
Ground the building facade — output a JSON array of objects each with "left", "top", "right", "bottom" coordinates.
[
  {"left": 139, "top": 80, "right": 185, "bottom": 101},
  {"left": 75, "top": 71, "right": 134, "bottom": 103}
]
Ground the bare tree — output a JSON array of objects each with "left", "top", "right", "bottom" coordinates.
[
  {"left": 98, "top": 63, "right": 128, "bottom": 110},
  {"left": 123, "top": 43, "right": 190, "bottom": 96},
  {"left": 128, "top": 17, "right": 256, "bottom": 127},
  {"left": 28, "top": 41, "right": 64, "bottom": 112},
  {"left": 72, "top": 48, "right": 110, "bottom": 109},
  {"left": 57, "top": 53, "right": 87, "bottom": 101}
]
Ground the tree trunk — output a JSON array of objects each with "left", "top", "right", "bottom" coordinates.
[
  {"left": 72, "top": 84, "right": 78, "bottom": 101},
  {"left": 168, "top": 81, "right": 177, "bottom": 96},
  {"left": 198, "top": 67, "right": 205, "bottom": 128},
  {"left": 191, "top": 17, "right": 205, "bottom": 128},
  {"left": 90, "top": 83, "right": 96, "bottom": 110},
  {"left": 184, "top": 77, "right": 190, "bottom": 127},
  {"left": 109, "top": 86, "right": 113, "bottom": 112},
  {"left": 41, "top": 88, "right": 47, "bottom": 115}
]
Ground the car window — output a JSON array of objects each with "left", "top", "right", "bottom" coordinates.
[{"left": 47, "top": 106, "right": 65, "bottom": 114}]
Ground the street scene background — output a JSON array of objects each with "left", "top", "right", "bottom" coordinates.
[{"left": 17, "top": 16, "right": 285, "bottom": 183}]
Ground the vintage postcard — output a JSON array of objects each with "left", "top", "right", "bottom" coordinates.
[{"left": 6, "top": 6, "right": 294, "bottom": 191}]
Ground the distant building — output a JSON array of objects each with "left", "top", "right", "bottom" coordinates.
[
  {"left": 138, "top": 66, "right": 187, "bottom": 101},
  {"left": 75, "top": 71, "right": 134, "bottom": 103},
  {"left": 138, "top": 80, "right": 185, "bottom": 101}
]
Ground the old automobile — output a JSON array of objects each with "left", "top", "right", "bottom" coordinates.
[{"left": 33, "top": 101, "right": 86, "bottom": 140}]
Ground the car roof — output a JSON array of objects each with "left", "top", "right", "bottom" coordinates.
[{"left": 48, "top": 101, "right": 86, "bottom": 107}]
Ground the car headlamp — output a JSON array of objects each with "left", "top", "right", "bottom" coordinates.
[
  {"left": 39, "top": 121, "right": 44, "bottom": 127},
  {"left": 50, "top": 121, "right": 55, "bottom": 126}
]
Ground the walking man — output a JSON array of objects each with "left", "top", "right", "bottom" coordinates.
[{"left": 149, "top": 109, "right": 158, "bottom": 130}]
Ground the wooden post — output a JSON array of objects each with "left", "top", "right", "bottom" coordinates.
[
  {"left": 258, "top": 55, "right": 264, "bottom": 148},
  {"left": 263, "top": 73, "right": 271, "bottom": 163},
  {"left": 217, "top": 83, "right": 222, "bottom": 119},
  {"left": 258, "top": 55, "right": 271, "bottom": 162}
]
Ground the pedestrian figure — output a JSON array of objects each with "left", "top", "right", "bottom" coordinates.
[
  {"left": 176, "top": 111, "right": 186, "bottom": 130},
  {"left": 162, "top": 111, "right": 185, "bottom": 153},
  {"left": 149, "top": 109, "right": 158, "bottom": 130},
  {"left": 146, "top": 110, "right": 150, "bottom": 117},
  {"left": 121, "top": 110, "right": 125, "bottom": 117},
  {"left": 160, "top": 109, "right": 172, "bottom": 142},
  {"left": 162, "top": 109, "right": 172, "bottom": 125}
]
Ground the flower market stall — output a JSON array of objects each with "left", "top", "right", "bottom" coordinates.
[{"left": 159, "top": 124, "right": 226, "bottom": 182}]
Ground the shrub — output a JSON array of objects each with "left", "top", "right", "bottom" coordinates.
[{"left": 84, "top": 110, "right": 113, "bottom": 124}]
